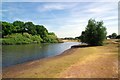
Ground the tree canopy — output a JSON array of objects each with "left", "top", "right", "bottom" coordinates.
[
  {"left": 80, "top": 19, "right": 107, "bottom": 46},
  {"left": 2, "top": 21, "right": 60, "bottom": 44},
  {"left": 108, "top": 33, "right": 117, "bottom": 39}
]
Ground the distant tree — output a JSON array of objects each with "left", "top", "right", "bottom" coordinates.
[
  {"left": 2, "top": 20, "right": 59, "bottom": 43},
  {"left": 2, "top": 21, "right": 15, "bottom": 37},
  {"left": 75, "top": 36, "right": 80, "bottom": 39},
  {"left": 116, "top": 35, "right": 120, "bottom": 39},
  {"left": 107, "top": 35, "right": 112, "bottom": 39},
  {"left": 24, "top": 22, "right": 37, "bottom": 35},
  {"left": 111, "top": 33, "right": 117, "bottom": 39},
  {"left": 80, "top": 19, "right": 107, "bottom": 46},
  {"left": 35, "top": 25, "right": 48, "bottom": 39},
  {"left": 13, "top": 21, "right": 24, "bottom": 33}
]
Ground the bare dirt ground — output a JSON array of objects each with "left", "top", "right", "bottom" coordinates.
[
  {"left": 2, "top": 39, "right": 119, "bottom": 78},
  {"left": 59, "top": 46, "right": 118, "bottom": 78}
]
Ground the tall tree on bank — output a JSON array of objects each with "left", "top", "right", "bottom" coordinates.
[{"left": 81, "top": 19, "right": 107, "bottom": 46}]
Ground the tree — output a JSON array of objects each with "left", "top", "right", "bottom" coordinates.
[
  {"left": 2, "top": 20, "right": 59, "bottom": 44},
  {"left": 35, "top": 25, "right": 48, "bottom": 39},
  {"left": 107, "top": 33, "right": 118, "bottom": 39},
  {"left": 2, "top": 21, "right": 15, "bottom": 37},
  {"left": 116, "top": 35, "right": 120, "bottom": 39},
  {"left": 13, "top": 21, "right": 24, "bottom": 33},
  {"left": 111, "top": 33, "right": 117, "bottom": 39},
  {"left": 80, "top": 31, "right": 86, "bottom": 43},
  {"left": 107, "top": 35, "right": 112, "bottom": 39},
  {"left": 24, "top": 22, "right": 37, "bottom": 35},
  {"left": 80, "top": 19, "right": 107, "bottom": 46}
]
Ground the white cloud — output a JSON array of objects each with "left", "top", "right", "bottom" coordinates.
[
  {"left": 39, "top": 4, "right": 66, "bottom": 11},
  {"left": 37, "top": 3, "right": 79, "bottom": 12}
]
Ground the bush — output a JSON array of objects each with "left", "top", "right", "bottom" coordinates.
[
  {"left": 42, "top": 33, "right": 59, "bottom": 43},
  {"left": 31, "top": 35, "right": 43, "bottom": 43},
  {"left": 2, "top": 33, "right": 44, "bottom": 45},
  {"left": 2, "top": 33, "right": 33, "bottom": 45}
]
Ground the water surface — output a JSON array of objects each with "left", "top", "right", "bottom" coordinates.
[{"left": 2, "top": 42, "right": 80, "bottom": 67}]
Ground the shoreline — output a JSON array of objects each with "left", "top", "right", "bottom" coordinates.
[
  {"left": 2, "top": 40, "right": 118, "bottom": 78},
  {"left": 3, "top": 47, "right": 75, "bottom": 69},
  {"left": 3, "top": 42, "right": 80, "bottom": 68},
  {"left": 2, "top": 47, "right": 80, "bottom": 78}
]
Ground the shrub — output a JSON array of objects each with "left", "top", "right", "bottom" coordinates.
[
  {"left": 31, "top": 35, "right": 43, "bottom": 43},
  {"left": 2, "top": 33, "right": 33, "bottom": 45}
]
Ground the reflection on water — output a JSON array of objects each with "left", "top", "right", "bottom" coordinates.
[{"left": 2, "top": 42, "right": 80, "bottom": 67}]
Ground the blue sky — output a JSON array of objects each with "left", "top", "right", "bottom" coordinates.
[{"left": 1, "top": 2, "right": 118, "bottom": 38}]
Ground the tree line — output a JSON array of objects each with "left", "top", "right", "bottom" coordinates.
[
  {"left": 107, "top": 33, "right": 120, "bottom": 39},
  {"left": 1, "top": 21, "right": 61, "bottom": 44}
]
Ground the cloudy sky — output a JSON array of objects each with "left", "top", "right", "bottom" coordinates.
[{"left": 1, "top": 1, "right": 118, "bottom": 38}]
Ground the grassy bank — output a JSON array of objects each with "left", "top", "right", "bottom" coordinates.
[
  {"left": 2, "top": 33, "right": 42, "bottom": 45},
  {"left": 3, "top": 39, "right": 118, "bottom": 78},
  {"left": 2, "top": 33, "right": 61, "bottom": 45}
]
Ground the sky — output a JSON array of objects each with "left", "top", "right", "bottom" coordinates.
[{"left": 1, "top": 2, "right": 118, "bottom": 38}]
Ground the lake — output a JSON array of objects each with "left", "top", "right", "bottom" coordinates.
[{"left": 2, "top": 42, "right": 80, "bottom": 67}]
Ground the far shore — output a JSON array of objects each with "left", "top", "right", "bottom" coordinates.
[
  {"left": 2, "top": 39, "right": 119, "bottom": 78},
  {"left": 62, "top": 39, "right": 80, "bottom": 42}
]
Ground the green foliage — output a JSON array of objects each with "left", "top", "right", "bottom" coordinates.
[
  {"left": 2, "top": 33, "right": 43, "bottom": 45},
  {"left": 42, "top": 32, "right": 58, "bottom": 43},
  {"left": 2, "top": 33, "right": 33, "bottom": 45},
  {"left": 2, "top": 22, "right": 15, "bottom": 37},
  {"left": 111, "top": 33, "right": 117, "bottom": 39},
  {"left": 47, "top": 33, "right": 58, "bottom": 43},
  {"left": 116, "top": 35, "right": 120, "bottom": 39},
  {"left": 24, "top": 22, "right": 37, "bottom": 35},
  {"left": 35, "top": 25, "right": 48, "bottom": 39},
  {"left": 80, "top": 19, "right": 107, "bottom": 46},
  {"left": 80, "top": 31, "right": 86, "bottom": 43},
  {"left": 13, "top": 21, "right": 24, "bottom": 33},
  {"left": 107, "top": 33, "right": 118, "bottom": 39},
  {"left": 2, "top": 21, "right": 59, "bottom": 44},
  {"left": 23, "top": 33, "right": 32, "bottom": 38},
  {"left": 31, "top": 35, "right": 43, "bottom": 43}
]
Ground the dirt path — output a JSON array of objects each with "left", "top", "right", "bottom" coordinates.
[{"left": 59, "top": 46, "right": 118, "bottom": 78}]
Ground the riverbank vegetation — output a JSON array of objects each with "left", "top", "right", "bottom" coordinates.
[
  {"left": 1, "top": 21, "right": 62, "bottom": 45},
  {"left": 80, "top": 19, "right": 107, "bottom": 46}
]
